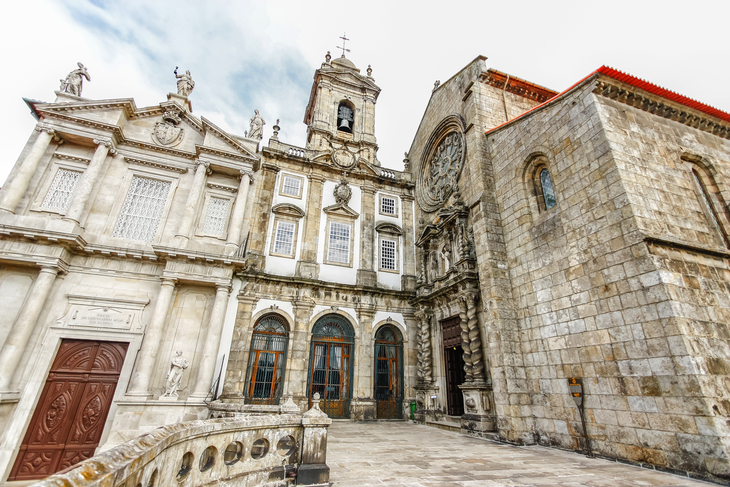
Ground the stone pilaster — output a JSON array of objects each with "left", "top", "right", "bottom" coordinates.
[
  {"left": 0, "top": 265, "right": 59, "bottom": 393},
  {"left": 249, "top": 163, "right": 279, "bottom": 257},
  {"left": 126, "top": 277, "right": 177, "bottom": 397},
  {"left": 225, "top": 169, "right": 253, "bottom": 254},
  {"left": 401, "top": 192, "right": 417, "bottom": 291},
  {"left": 0, "top": 124, "right": 59, "bottom": 213},
  {"left": 190, "top": 283, "right": 231, "bottom": 400},
  {"left": 287, "top": 299, "right": 314, "bottom": 408},
  {"left": 64, "top": 138, "right": 114, "bottom": 224},
  {"left": 219, "top": 294, "right": 258, "bottom": 400},
  {"left": 356, "top": 184, "right": 377, "bottom": 287},
  {"left": 351, "top": 307, "right": 376, "bottom": 420},
  {"left": 296, "top": 173, "right": 325, "bottom": 279},
  {"left": 174, "top": 160, "right": 210, "bottom": 244}
]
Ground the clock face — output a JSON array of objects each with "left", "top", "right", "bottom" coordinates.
[{"left": 417, "top": 130, "right": 465, "bottom": 212}]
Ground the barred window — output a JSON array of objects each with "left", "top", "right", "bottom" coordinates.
[
  {"left": 381, "top": 196, "right": 396, "bottom": 215},
  {"left": 42, "top": 168, "right": 82, "bottom": 212},
  {"left": 327, "top": 221, "right": 351, "bottom": 264},
  {"left": 281, "top": 176, "right": 302, "bottom": 197},
  {"left": 112, "top": 176, "right": 171, "bottom": 242},
  {"left": 380, "top": 239, "right": 396, "bottom": 271},
  {"left": 202, "top": 196, "right": 230, "bottom": 236},
  {"left": 273, "top": 220, "right": 296, "bottom": 256}
]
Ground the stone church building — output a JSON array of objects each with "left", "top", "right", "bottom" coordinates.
[{"left": 1, "top": 49, "right": 730, "bottom": 483}]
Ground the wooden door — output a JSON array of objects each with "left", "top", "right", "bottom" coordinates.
[
  {"left": 441, "top": 316, "right": 465, "bottom": 416},
  {"left": 9, "top": 340, "right": 128, "bottom": 481}
]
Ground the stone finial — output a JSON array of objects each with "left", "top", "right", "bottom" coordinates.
[
  {"left": 60, "top": 62, "right": 91, "bottom": 96},
  {"left": 403, "top": 151, "right": 410, "bottom": 170},
  {"left": 325, "top": 51, "right": 332, "bottom": 64},
  {"left": 433, "top": 80, "right": 441, "bottom": 90},
  {"left": 272, "top": 119, "right": 280, "bottom": 139},
  {"left": 367, "top": 64, "right": 372, "bottom": 77},
  {"left": 280, "top": 391, "right": 300, "bottom": 413},
  {"left": 174, "top": 67, "right": 195, "bottom": 97},
  {"left": 249, "top": 109, "right": 265, "bottom": 140},
  {"left": 303, "top": 392, "right": 328, "bottom": 419}
]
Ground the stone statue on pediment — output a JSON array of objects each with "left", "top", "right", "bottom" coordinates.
[
  {"left": 162, "top": 350, "right": 189, "bottom": 397},
  {"left": 174, "top": 67, "right": 195, "bottom": 97},
  {"left": 249, "top": 109, "right": 265, "bottom": 139},
  {"left": 60, "top": 62, "right": 91, "bottom": 96}
]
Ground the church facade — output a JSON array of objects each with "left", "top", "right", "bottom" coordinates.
[{"left": 0, "top": 50, "right": 730, "bottom": 483}]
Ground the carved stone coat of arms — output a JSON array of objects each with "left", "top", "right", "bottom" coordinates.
[{"left": 152, "top": 109, "right": 184, "bottom": 146}]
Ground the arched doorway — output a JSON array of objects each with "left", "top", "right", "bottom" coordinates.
[
  {"left": 307, "top": 314, "right": 354, "bottom": 418},
  {"left": 244, "top": 314, "right": 289, "bottom": 405},
  {"left": 374, "top": 325, "right": 404, "bottom": 419}
]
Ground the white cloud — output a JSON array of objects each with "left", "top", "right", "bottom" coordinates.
[{"left": 1, "top": 0, "right": 728, "bottom": 183}]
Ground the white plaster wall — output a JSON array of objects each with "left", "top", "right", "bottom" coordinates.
[
  {"left": 213, "top": 277, "right": 242, "bottom": 398},
  {"left": 317, "top": 181, "right": 361, "bottom": 285},
  {"left": 374, "top": 192, "right": 404, "bottom": 290},
  {"left": 311, "top": 305, "right": 358, "bottom": 331},
  {"left": 264, "top": 171, "right": 308, "bottom": 277},
  {"left": 252, "top": 299, "right": 295, "bottom": 323},
  {"left": 373, "top": 311, "right": 406, "bottom": 335}
]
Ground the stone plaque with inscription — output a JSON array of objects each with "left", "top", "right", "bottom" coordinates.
[{"left": 56, "top": 294, "right": 149, "bottom": 332}]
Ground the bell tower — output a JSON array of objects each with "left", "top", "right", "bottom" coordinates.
[{"left": 303, "top": 49, "right": 381, "bottom": 167}]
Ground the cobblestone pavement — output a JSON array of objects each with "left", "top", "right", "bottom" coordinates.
[{"left": 327, "top": 421, "right": 713, "bottom": 487}]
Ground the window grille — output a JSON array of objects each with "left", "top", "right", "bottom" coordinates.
[
  {"left": 112, "top": 176, "right": 171, "bottom": 242},
  {"left": 281, "top": 176, "right": 301, "bottom": 197},
  {"left": 540, "top": 169, "right": 557, "bottom": 209},
  {"left": 327, "top": 221, "right": 350, "bottom": 264},
  {"left": 202, "top": 196, "right": 230, "bottom": 236},
  {"left": 381, "top": 196, "right": 396, "bottom": 215},
  {"left": 244, "top": 314, "right": 288, "bottom": 405},
  {"left": 42, "top": 168, "right": 81, "bottom": 212},
  {"left": 381, "top": 239, "right": 396, "bottom": 270},
  {"left": 273, "top": 220, "right": 295, "bottom": 255}
]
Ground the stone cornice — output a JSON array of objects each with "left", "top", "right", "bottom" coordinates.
[
  {"left": 152, "top": 245, "right": 249, "bottom": 267},
  {"left": 207, "top": 182, "right": 238, "bottom": 193},
  {"left": 54, "top": 153, "right": 91, "bottom": 165},
  {"left": 0, "top": 225, "right": 87, "bottom": 250},
  {"left": 196, "top": 145, "right": 256, "bottom": 164},
  {"left": 124, "top": 155, "right": 189, "bottom": 174},
  {"left": 201, "top": 117, "right": 258, "bottom": 160},
  {"left": 481, "top": 69, "right": 558, "bottom": 103},
  {"left": 594, "top": 79, "right": 730, "bottom": 140}
]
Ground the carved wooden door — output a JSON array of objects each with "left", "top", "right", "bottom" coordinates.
[
  {"left": 441, "top": 316, "right": 465, "bottom": 417},
  {"left": 9, "top": 339, "right": 128, "bottom": 481}
]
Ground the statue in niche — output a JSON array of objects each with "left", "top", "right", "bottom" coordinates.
[
  {"left": 429, "top": 251, "right": 438, "bottom": 282},
  {"left": 162, "top": 350, "right": 189, "bottom": 398},
  {"left": 174, "top": 67, "right": 195, "bottom": 97},
  {"left": 60, "top": 62, "right": 91, "bottom": 96},
  {"left": 440, "top": 242, "right": 452, "bottom": 272},
  {"left": 249, "top": 109, "right": 265, "bottom": 139}
]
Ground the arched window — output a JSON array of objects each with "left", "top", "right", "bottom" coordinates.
[
  {"left": 686, "top": 159, "right": 730, "bottom": 249},
  {"left": 244, "top": 314, "right": 289, "bottom": 405},
  {"left": 374, "top": 325, "right": 403, "bottom": 419},
  {"left": 337, "top": 101, "right": 354, "bottom": 134},
  {"left": 539, "top": 169, "right": 557, "bottom": 210},
  {"left": 307, "top": 314, "right": 354, "bottom": 418}
]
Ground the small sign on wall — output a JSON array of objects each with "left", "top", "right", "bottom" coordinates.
[{"left": 567, "top": 377, "right": 583, "bottom": 407}]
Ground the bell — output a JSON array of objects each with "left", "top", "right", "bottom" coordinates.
[{"left": 339, "top": 118, "right": 350, "bottom": 129}]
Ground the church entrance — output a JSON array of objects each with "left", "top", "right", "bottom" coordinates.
[
  {"left": 441, "top": 316, "right": 465, "bottom": 416},
  {"left": 9, "top": 339, "right": 128, "bottom": 481},
  {"left": 307, "top": 314, "right": 354, "bottom": 419},
  {"left": 244, "top": 314, "right": 289, "bottom": 405},
  {"left": 374, "top": 325, "right": 403, "bottom": 419}
]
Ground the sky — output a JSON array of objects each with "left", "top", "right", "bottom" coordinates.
[{"left": 1, "top": 0, "right": 728, "bottom": 184}]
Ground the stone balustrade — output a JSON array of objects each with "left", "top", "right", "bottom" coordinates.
[{"left": 29, "top": 398, "right": 331, "bottom": 487}]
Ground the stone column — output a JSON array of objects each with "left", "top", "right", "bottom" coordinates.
[
  {"left": 64, "top": 138, "right": 114, "bottom": 224},
  {"left": 0, "top": 124, "right": 58, "bottom": 213},
  {"left": 458, "top": 297, "right": 474, "bottom": 383},
  {"left": 356, "top": 184, "right": 377, "bottom": 287},
  {"left": 295, "top": 174, "right": 325, "bottom": 279},
  {"left": 462, "top": 290, "right": 485, "bottom": 382},
  {"left": 414, "top": 307, "right": 433, "bottom": 384},
  {"left": 219, "top": 293, "right": 258, "bottom": 400},
  {"left": 225, "top": 170, "right": 253, "bottom": 254},
  {"left": 190, "top": 283, "right": 231, "bottom": 400},
  {"left": 127, "top": 278, "right": 177, "bottom": 397},
  {"left": 0, "top": 265, "right": 59, "bottom": 392},
  {"left": 175, "top": 160, "right": 210, "bottom": 243},
  {"left": 401, "top": 193, "right": 417, "bottom": 291}
]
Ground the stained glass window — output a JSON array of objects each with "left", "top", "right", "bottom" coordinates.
[
  {"left": 112, "top": 176, "right": 171, "bottom": 242},
  {"left": 540, "top": 169, "right": 557, "bottom": 210},
  {"left": 42, "top": 168, "right": 82, "bottom": 212},
  {"left": 202, "top": 196, "right": 230, "bottom": 236}
]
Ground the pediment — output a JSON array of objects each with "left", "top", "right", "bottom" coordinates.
[
  {"left": 376, "top": 222, "right": 403, "bottom": 235},
  {"left": 201, "top": 117, "right": 258, "bottom": 161},
  {"left": 323, "top": 203, "right": 359, "bottom": 219},
  {"left": 272, "top": 203, "right": 305, "bottom": 218},
  {"left": 416, "top": 224, "right": 438, "bottom": 247}
]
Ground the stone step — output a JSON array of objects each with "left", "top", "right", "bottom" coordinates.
[{"left": 425, "top": 420, "right": 461, "bottom": 433}]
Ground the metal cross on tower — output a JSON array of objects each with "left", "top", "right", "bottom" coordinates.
[{"left": 337, "top": 33, "right": 350, "bottom": 57}]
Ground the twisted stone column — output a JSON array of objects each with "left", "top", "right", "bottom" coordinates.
[
  {"left": 414, "top": 307, "right": 433, "bottom": 384},
  {"left": 64, "top": 138, "right": 114, "bottom": 224},
  {"left": 0, "top": 124, "right": 59, "bottom": 213},
  {"left": 461, "top": 290, "right": 485, "bottom": 382},
  {"left": 458, "top": 297, "right": 473, "bottom": 382}
]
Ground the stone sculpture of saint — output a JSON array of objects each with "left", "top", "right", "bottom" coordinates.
[
  {"left": 249, "top": 109, "right": 265, "bottom": 139},
  {"left": 60, "top": 62, "right": 91, "bottom": 96},
  {"left": 174, "top": 67, "right": 195, "bottom": 97},
  {"left": 162, "top": 350, "right": 189, "bottom": 397}
]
